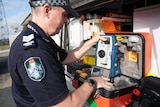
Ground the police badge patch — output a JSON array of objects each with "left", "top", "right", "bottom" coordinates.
[{"left": 24, "top": 57, "right": 45, "bottom": 81}]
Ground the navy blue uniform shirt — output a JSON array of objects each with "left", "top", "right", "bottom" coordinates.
[{"left": 8, "top": 21, "right": 69, "bottom": 107}]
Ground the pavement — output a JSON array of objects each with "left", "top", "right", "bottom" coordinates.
[{"left": 0, "top": 49, "right": 16, "bottom": 107}]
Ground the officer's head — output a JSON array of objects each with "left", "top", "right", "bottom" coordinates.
[{"left": 28, "top": 0, "right": 79, "bottom": 18}]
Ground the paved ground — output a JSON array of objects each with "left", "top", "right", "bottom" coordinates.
[{"left": 0, "top": 50, "right": 16, "bottom": 107}]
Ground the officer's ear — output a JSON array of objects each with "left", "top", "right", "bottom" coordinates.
[{"left": 43, "top": 4, "right": 52, "bottom": 17}]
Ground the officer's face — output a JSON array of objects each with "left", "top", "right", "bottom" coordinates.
[{"left": 47, "top": 6, "right": 68, "bottom": 35}]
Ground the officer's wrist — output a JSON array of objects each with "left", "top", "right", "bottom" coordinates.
[{"left": 86, "top": 78, "right": 97, "bottom": 92}]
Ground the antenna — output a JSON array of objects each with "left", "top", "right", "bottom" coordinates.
[{"left": 0, "top": 0, "right": 9, "bottom": 40}]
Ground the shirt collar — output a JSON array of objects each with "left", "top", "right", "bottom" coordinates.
[{"left": 28, "top": 21, "right": 50, "bottom": 43}]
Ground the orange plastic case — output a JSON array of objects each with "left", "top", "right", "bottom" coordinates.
[
  {"left": 93, "top": 32, "right": 152, "bottom": 107},
  {"left": 95, "top": 93, "right": 133, "bottom": 107}
]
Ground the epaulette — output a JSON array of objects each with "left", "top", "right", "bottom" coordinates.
[{"left": 23, "top": 34, "right": 37, "bottom": 50}]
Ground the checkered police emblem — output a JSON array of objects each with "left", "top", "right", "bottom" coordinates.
[
  {"left": 24, "top": 57, "right": 45, "bottom": 81},
  {"left": 29, "top": 0, "right": 69, "bottom": 7}
]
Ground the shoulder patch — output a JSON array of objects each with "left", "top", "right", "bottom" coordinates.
[{"left": 24, "top": 57, "right": 45, "bottom": 81}]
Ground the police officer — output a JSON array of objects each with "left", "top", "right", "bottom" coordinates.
[{"left": 8, "top": 0, "right": 113, "bottom": 107}]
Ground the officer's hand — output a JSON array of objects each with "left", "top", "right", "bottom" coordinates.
[
  {"left": 90, "top": 76, "right": 113, "bottom": 90},
  {"left": 90, "top": 32, "right": 106, "bottom": 45}
]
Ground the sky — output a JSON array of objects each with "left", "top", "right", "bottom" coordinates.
[{"left": 2, "top": 0, "right": 30, "bottom": 36}]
